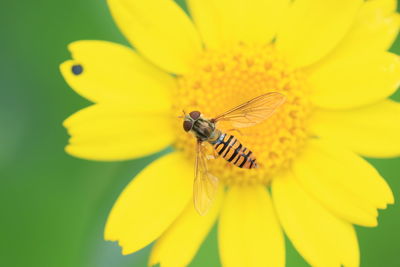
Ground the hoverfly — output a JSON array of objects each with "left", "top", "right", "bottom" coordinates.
[{"left": 182, "top": 92, "right": 286, "bottom": 215}]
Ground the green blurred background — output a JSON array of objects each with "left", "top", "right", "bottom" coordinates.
[{"left": 0, "top": 0, "right": 399, "bottom": 266}]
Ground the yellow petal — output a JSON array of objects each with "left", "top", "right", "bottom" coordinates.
[
  {"left": 60, "top": 41, "right": 174, "bottom": 110},
  {"left": 276, "top": 0, "right": 362, "bottom": 68},
  {"left": 329, "top": 0, "right": 400, "bottom": 58},
  {"left": 311, "top": 100, "right": 400, "bottom": 158},
  {"left": 107, "top": 0, "right": 202, "bottom": 74},
  {"left": 272, "top": 173, "right": 359, "bottom": 267},
  {"left": 309, "top": 52, "right": 400, "bottom": 109},
  {"left": 187, "top": 0, "right": 289, "bottom": 49},
  {"left": 64, "top": 105, "right": 174, "bottom": 161},
  {"left": 149, "top": 187, "right": 224, "bottom": 267},
  {"left": 104, "top": 152, "right": 192, "bottom": 255},
  {"left": 292, "top": 139, "right": 394, "bottom": 227},
  {"left": 218, "top": 185, "right": 285, "bottom": 267}
]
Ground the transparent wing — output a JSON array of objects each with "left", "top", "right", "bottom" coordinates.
[
  {"left": 213, "top": 92, "right": 286, "bottom": 128},
  {"left": 193, "top": 140, "right": 219, "bottom": 216}
]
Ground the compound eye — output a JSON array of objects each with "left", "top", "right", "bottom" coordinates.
[
  {"left": 189, "top": 111, "right": 201, "bottom": 120},
  {"left": 183, "top": 121, "right": 193, "bottom": 132}
]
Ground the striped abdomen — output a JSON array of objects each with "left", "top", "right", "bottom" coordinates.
[{"left": 212, "top": 133, "right": 257, "bottom": 169}]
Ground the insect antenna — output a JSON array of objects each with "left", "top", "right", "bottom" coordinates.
[{"left": 177, "top": 110, "right": 186, "bottom": 119}]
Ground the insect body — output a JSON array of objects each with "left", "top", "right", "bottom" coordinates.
[
  {"left": 184, "top": 112, "right": 257, "bottom": 169},
  {"left": 182, "top": 92, "right": 286, "bottom": 215},
  {"left": 212, "top": 133, "right": 257, "bottom": 169}
]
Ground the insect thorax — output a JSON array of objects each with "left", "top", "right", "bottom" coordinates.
[{"left": 192, "top": 118, "right": 216, "bottom": 141}]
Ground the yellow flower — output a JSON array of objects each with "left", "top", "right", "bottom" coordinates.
[{"left": 61, "top": 0, "right": 400, "bottom": 266}]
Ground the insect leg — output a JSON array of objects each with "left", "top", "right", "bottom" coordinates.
[
  {"left": 202, "top": 142, "right": 220, "bottom": 159},
  {"left": 206, "top": 149, "right": 220, "bottom": 160}
]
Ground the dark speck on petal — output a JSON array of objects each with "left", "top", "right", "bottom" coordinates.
[{"left": 71, "top": 64, "right": 83, "bottom": 75}]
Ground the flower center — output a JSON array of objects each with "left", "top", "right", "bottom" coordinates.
[{"left": 172, "top": 44, "right": 312, "bottom": 185}]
